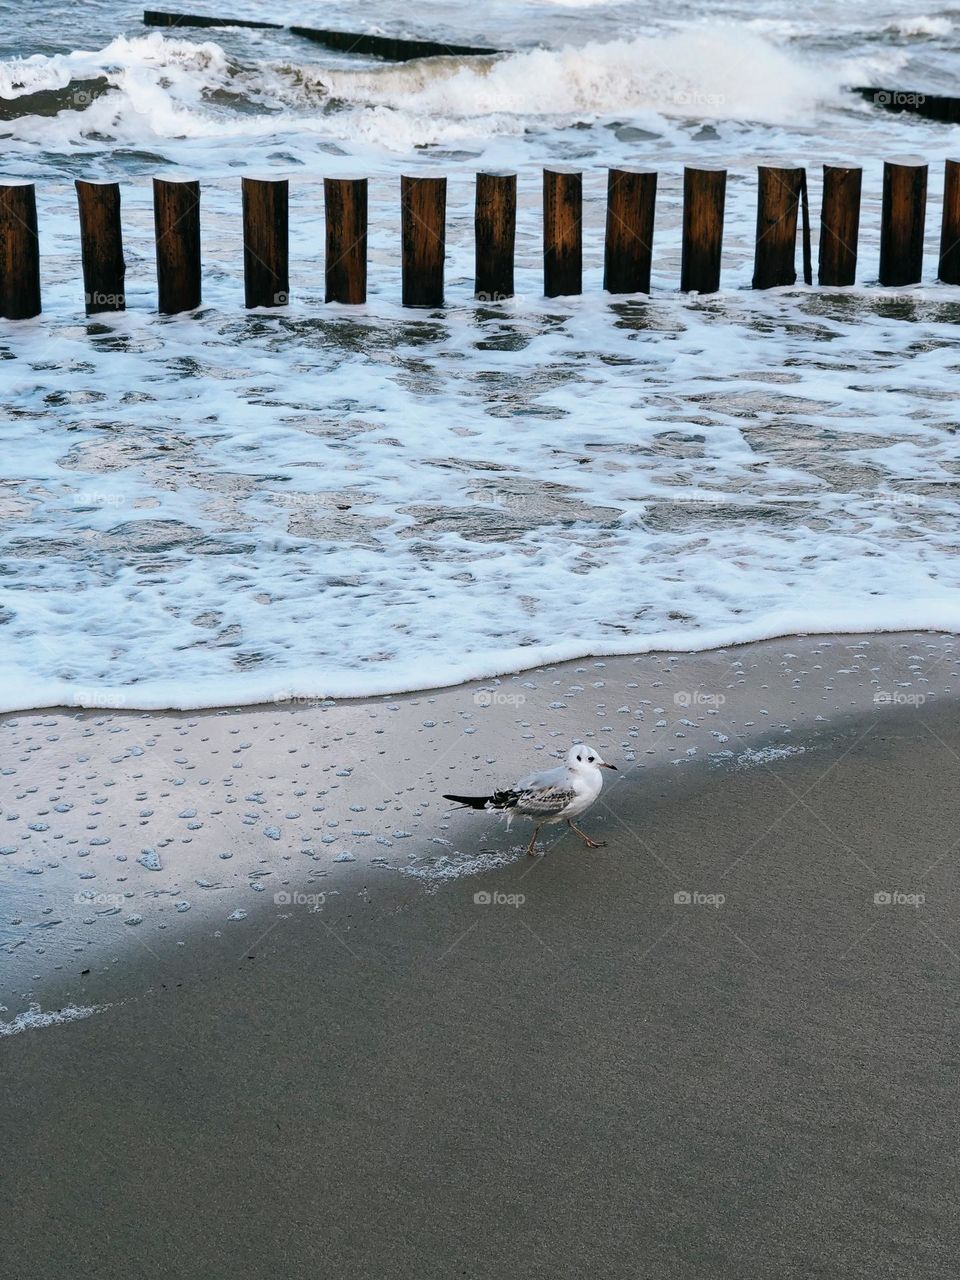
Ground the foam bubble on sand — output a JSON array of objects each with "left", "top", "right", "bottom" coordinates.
[
  {"left": 398, "top": 846, "right": 526, "bottom": 889},
  {"left": 0, "top": 1002, "right": 105, "bottom": 1036},
  {"left": 735, "top": 744, "right": 806, "bottom": 770}
]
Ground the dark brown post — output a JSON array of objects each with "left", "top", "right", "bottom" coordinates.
[
  {"left": 324, "top": 176, "right": 367, "bottom": 304},
  {"left": 604, "top": 167, "right": 656, "bottom": 294},
  {"left": 242, "top": 177, "right": 288, "bottom": 308},
  {"left": 543, "top": 167, "right": 582, "bottom": 297},
  {"left": 75, "top": 180, "right": 125, "bottom": 314},
  {"left": 879, "top": 157, "right": 927, "bottom": 286},
  {"left": 401, "top": 175, "right": 445, "bottom": 307},
  {"left": 753, "top": 164, "right": 804, "bottom": 289},
  {"left": 475, "top": 171, "right": 516, "bottom": 301},
  {"left": 938, "top": 159, "right": 960, "bottom": 284},
  {"left": 0, "top": 182, "right": 41, "bottom": 319},
  {"left": 680, "top": 166, "right": 725, "bottom": 294},
  {"left": 153, "top": 177, "right": 201, "bottom": 314},
  {"left": 819, "top": 164, "right": 861, "bottom": 286}
]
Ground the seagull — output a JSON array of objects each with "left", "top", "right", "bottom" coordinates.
[{"left": 443, "top": 744, "right": 617, "bottom": 857}]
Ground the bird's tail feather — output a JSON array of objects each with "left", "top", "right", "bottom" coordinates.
[{"left": 442, "top": 793, "right": 492, "bottom": 810}]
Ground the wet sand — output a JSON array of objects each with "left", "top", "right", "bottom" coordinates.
[{"left": 3, "top": 633, "right": 960, "bottom": 1277}]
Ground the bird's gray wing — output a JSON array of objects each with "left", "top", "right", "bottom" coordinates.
[
  {"left": 513, "top": 783, "right": 577, "bottom": 817},
  {"left": 513, "top": 763, "right": 566, "bottom": 792}
]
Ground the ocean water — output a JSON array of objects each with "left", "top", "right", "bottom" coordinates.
[{"left": 1, "top": 0, "right": 959, "bottom": 710}]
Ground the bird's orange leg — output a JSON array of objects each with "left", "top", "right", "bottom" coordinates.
[
  {"left": 567, "top": 820, "right": 605, "bottom": 849},
  {"left": 526, "top": 825, "right": 542, "bottom": 857}
]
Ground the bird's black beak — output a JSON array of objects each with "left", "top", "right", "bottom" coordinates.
[{"left": 601, "top": 762, "right": 617, "bottom": 770}]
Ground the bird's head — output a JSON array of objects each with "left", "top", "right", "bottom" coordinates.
[{"left": 566, "top": 744, "right": 617, "bottom": 772}]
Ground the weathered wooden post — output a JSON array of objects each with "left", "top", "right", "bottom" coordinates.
[
  {"left": 753, "top": 164, "right": 805, "bottom": 288},
  {"left": 324, "top": 176, "right": 367, "bottom": 304},
  {"left": 879, "top": 157, "right": 927, "bottom": 286},
  {"left": 474, "top": 171, "right": 516, "bottom": 301},
  {"left": 680, "top": 166, "right": 725, "bottom": 294},
  {"left": 818, "top": 164, "right": 861, "bottom": 286},
  {"left": 153, "top": 177, "right": 201, "bottom": 314},
  {"left": 543, "top": 166, "right": 582, "bottom": 297},
  {"left": 938, "top": 158, "right": 960, "bottom": 284},
  {"left": 604, "top": 167, "right": 657, "bottom": 294},
  {"left": 0, "top": 182, "right": 41, "bottom": 319},
  {"left": 75, "top": 180, "right": 125, "bottom": 315},
  {"left": 401, "top": 175, "right": 446, "bottom": 307},
  {"left": 241, "top": 177, "right": 288, "bottom": 308}
]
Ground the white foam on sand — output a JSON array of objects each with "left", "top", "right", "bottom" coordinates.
[
  {"left": 0, "top": 1002, "right": 106, "bottom": 1036},
  {"left": 397, "top": 846, "right": 527, "bottom": 889},
  {"left": 736, "top": 744, "right": 806, "bottom": 770}
]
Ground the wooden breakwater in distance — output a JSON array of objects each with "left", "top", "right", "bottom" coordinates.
[
  {"left": 3, "top": 160, "right": 960, "bottom": 319},
  {"left": 143, "top": 10, "right": 502, "bottom": 60}
]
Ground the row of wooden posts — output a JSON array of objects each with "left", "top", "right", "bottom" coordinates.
[{"left": 0, "top": 159, "right": 955, "bottom": 319}]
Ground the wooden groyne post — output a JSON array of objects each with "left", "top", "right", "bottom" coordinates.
[
  {"left": 680, "top": 166, "right": 725, "bottom": 294},
  {"left": 753, "top": 164, "right": 805, "bottom": 289},
  {"left": 324, "top": 177, "right": 367, "bottom": 304},
  {"left": 76, "top": 180, "right": 125, "bottom": 314},
  {"left": 818, "top": 164, "right": 861, "bottom": 286},
  {"left": 0, "top": 182, "right": 41, "bottom": 319},
  {"left": 153, "top": 177, "right": 201, "bottom": 314},
  {"left": 401, "top": 175, "right": 446, "bottom": 308},
  {"left": 938, "top": 159, "right": 960, "bottom": 285},
  {"left": 474, "top": 171, "right": 516, "bottom": 301},
  {"left": 604, "top": 167, "right": 656, "bottom": 295},
  {"left": 242, "top": 177, "right": 289, "bottom": 308},
  {"left": 878, "top": 157, "right": 927, "bottom": 286},
  {"left": 543, "top": 167, "right": 582, "bottom": 297}
]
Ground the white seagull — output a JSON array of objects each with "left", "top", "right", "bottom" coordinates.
[{"left": 443, "top": 743, "right": 617, "bottom": 857}]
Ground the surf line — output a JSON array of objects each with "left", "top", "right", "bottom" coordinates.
[{"left": 143, "top": 10, "right": 503, "bottom": 61}]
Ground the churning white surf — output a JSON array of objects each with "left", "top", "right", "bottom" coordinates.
[{"left": 3, "top": 285, "right": 960, "bottom": 713}]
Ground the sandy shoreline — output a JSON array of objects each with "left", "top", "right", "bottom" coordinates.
[{"left": 4, "top": 632, "right": 960, "bottom": 1276}]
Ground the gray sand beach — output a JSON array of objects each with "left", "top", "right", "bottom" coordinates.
[{"left": 3, "top": 633, "right": 960, "bottom": 1277}]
